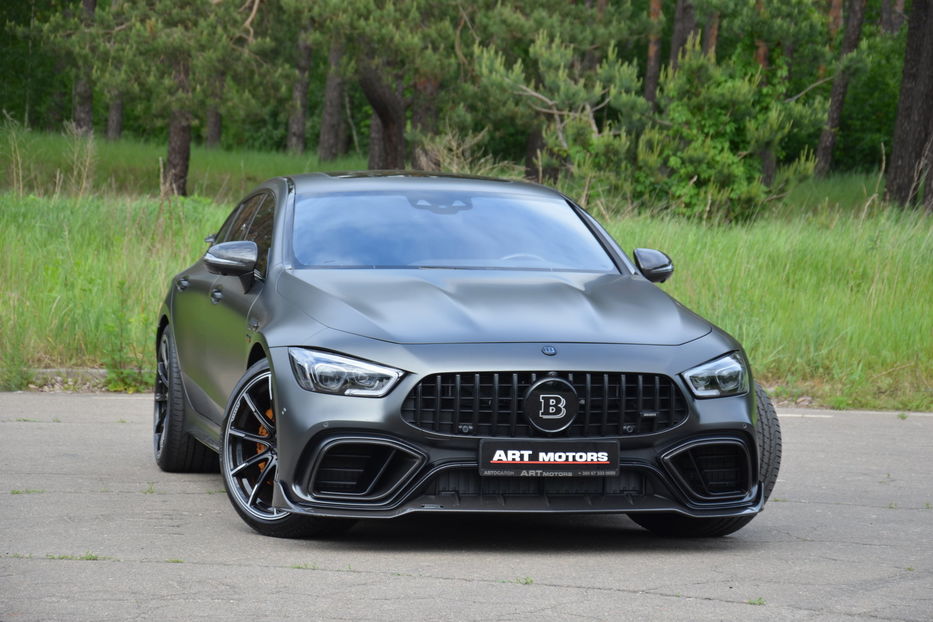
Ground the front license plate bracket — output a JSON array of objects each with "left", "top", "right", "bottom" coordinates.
[{"left": 479, "top": 440, "right": 619, "bottom": 477}]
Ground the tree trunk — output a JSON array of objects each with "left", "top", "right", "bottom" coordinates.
[
  {"left": 754, "top": 0, "right": 768, "bottom": 70},
  {"left": 524, "top": 125, "right": 558, "bottom": 182},
  {"left": 367, "top": 112, "right": 385, "bottom": 170},
  {"left": 358, "top": 63, "right": 406, "bottom": 169},
  {"left": 48, "top": 59, "right": 66, "bottom": 130},
  {"left": 411, "top": 77, "right": 440, "bottom": 170},
  {"left": 583, "top": 0, "right": 609, "bottom": 71},
  {"left": 887, "top": 0, "right": 933, "bottom": 205},
  {"left": 815, "top": 0, "right": 867, "bottom": 176},
  {"left": 753, "top": 0, "right": 773, "bottom": 180},
  {"left": 881, "top": 0, "right": 906, "bottom": 34},
  {"left": 759, "top": 148, "right": 776, "bottom": 188},
  {"left": 926, "top": 135, "right": 933, "bottom": 212},
  {"left": 318, "top": 41, "right": 346, "bottom": 161},
  {"left": 287, "top": 27, "right": 312, "bottom": 155},
  {"left": 829, "top": 0, "right": 844, "bottom": 37},
  {"left": 644, "top": 0, "right": 662, "bottom": 104},
  {"left": 72, "top": 0, "right": 96, "bottom": 135},
  {"left": 73, "top": 76, "right": 93, "bottom": 135},
  {"left": 702, "top": 12, "right": 720, "bottom": 58},
  {"left": 205, "top": 107, "right": 222, "bottom": 148},
  {"left": 163, "top": 60, "right": 192, "bottom": 197},
  {"left": 669, "top": 0, "right": 696, "bottom": 70},
  {"left": 106, "top": 94, "right": 123, "bottom": 141}
]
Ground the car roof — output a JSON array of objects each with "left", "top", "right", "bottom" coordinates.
[{"left": 286, "top": 171, "right": 562, "bottom": 199}]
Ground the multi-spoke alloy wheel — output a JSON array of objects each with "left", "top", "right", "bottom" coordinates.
[
  {"left": 222, "top": 369, "right": 284, "bottom": 522},
  {"left": 221, "top": 359, "right": 355, "bottom": 538},
  {"left": 153, "top": 329, "right": 216, "bottom": 473}
]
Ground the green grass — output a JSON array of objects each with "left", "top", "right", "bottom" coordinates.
[
  {"left": 2, "top": 125, "right": 366, "bottom": 204},
  {"left": 0, "top": 128, "right": 930, "bottom": 409},
  {"left": 606, "top": 209, "right": 933, "bottom": 411},
  {"left": 1, "top": 190, "right": 929, "bottom": 409},
  {"left": 0, "top": 192, "right": 227, "bottom": 382}
]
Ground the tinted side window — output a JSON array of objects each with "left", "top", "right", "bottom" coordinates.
[
  {"left": 245, "top": 193, "right": 275, "bottom": 276},
  {"left": 216, "top": 194, "right": 264, "bottom": 243}
]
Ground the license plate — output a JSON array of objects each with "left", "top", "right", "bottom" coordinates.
[{"left": 479, "top": 440, "right": 619, "bottom": 477}]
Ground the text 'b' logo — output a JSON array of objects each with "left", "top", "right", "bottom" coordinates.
[{"left": 539, "top": 394, "right": 567, "bottom": 419}]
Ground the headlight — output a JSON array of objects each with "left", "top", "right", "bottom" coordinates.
[
  {"left": 682, "top": 353, "right": 749, "bottom": 398},
  {"left": 288, "top": 348, "right": 403, "bottom": 397}
]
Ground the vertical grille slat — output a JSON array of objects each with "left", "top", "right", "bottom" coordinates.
[
  {"left": 453, "top": 374, "right": 461, "bottom": 432},
  {"left": 652, "top": 376, "right": 660, "bottom": 433},
  {"left": 491, "top": 373, "right": 500, "bottom": 437},
  {"left": 472, "top": 372, "right": 481, "bottom": 431},
  {"left": 509, "top": 373, "right": 519, "bottom": 436},
  {"left": 415, "top": 382, "right": 424, "bottom": 429},
  {"left": 401, "top": 371, "right": 689, "bottom": 438},
  {"left": 619, "top": 373, "right": 627, "bottom": 435}
]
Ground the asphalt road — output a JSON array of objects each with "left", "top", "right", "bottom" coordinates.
[{"left": 1, "top": 392, "right": 932, "bottom": 621}]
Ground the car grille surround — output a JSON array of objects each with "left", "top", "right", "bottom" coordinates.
[
  {"left": 661, "top": 438, "right": 754, "bottom": 502},
  {"left": 307, "top": 438, "right": 424, "bottom": 501},
  {"left": 401, "top": 371, "right": 689, "bottom": 438}
]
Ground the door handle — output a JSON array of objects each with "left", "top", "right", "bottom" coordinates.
[
  {"left": 210, "top": 289, "right": 224, "bottom": 304},
  {"left": 176, "top": 277, "right": 189, "bottom": 291}
]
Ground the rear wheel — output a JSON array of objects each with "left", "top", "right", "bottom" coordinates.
[
  {"left": 153, "top": 329, "right": 217, "bottom": 473},
  {"left": 629, "top": 383, "right": 782, "bottom": 538},
  {"left": 221, "top": 359, "right": 355, "bottom": 538}
]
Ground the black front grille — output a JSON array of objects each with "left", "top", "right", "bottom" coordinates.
[
  {"left": 664, "top": 441, "right": 752, "bottom": 501},
  {"left": 423, "top": 468, "right": 644, "bottom": 497},
  {"left": 401, "top": 371, "right": 689, "bottom": 437}
]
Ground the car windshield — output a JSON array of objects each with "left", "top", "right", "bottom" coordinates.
[{"left": 291, "top": 190, "right": 618, "bottom": 272}]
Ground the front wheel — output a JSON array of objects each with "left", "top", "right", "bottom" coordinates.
[
  {"left": 220, "top": 359, "right": 355, "bottom": 538},
  {"left": 629, "top": 383, "right": 782, "bottom": 538}
]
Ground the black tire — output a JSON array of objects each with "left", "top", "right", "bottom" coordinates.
[
  {"left": 153, "top": 329, "right": 218, "bottom": 473},
  {"left": 629, "top": 383, "right": 782, "bottom": 538},
  {"left": 220, "top": 359, "right": 356, "bottom": 538}
]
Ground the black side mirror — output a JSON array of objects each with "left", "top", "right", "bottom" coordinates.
[
  {"left": 204, "top": 241, "right": 258, "bottom": 277},
  {"left": 633, "top": 248, "right": 674, "bottom": 283}
]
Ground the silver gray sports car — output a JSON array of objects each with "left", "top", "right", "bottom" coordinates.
[{"left": 154, "top": 172, "right": 781, "bottom": 538}]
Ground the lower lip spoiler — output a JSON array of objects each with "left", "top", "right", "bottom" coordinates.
[{"left": 271, "top": 465, "right": 764, "bottom": 520}]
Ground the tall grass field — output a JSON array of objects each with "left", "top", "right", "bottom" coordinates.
[
  {"left": 1, "top": 128, "right": 931, "bottom": 409},
  {"left": 2, "top": 125, "right": 366, "bottom": 203}
]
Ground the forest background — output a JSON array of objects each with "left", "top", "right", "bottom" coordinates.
[{"left": 0, "top": 0, "right": 931, "bottom": 411}]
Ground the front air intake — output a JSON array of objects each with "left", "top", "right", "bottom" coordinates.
[
  {"left": 308, "top": 438, "right": 423, "bottom": 501},
  {"left": 662, "top": 438, "right": 753, "bottom": 503}
]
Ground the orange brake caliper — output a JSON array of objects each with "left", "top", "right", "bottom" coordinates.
[{"left": 256, "top": 408, "right": 275, "bottom": 474}]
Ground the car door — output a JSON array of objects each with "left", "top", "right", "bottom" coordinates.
[
  {"left": 172, "top": 193, "right": 265, "bottom": 421},
  {"left": 203, "top": 191, "right": 277, "bottom": 409}
]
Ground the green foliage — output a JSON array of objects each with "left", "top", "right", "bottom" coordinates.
[
  {"left": 480, "top": 33, "right": 822, "bottom": 221},
  {"left": 835, "top": 26, "right": 906, "bottom": 171}
]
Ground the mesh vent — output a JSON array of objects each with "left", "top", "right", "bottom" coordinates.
[
  {"left": 310, "top": 441, "right": 421, "bottom": 500},
  {"left": 665, "top": 441, "right": 752, "bottom": 501}
]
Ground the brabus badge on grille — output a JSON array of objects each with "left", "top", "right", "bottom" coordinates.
[
  {"left": 541, "top": 345, "right": 557, "bottom": 356},
  {"left": 524, "top": 378, "right": 578, "bottom": 433}
]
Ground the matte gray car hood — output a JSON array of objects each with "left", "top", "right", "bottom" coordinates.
[{"left": 278, "top": 269, "right": 710, "bottom": 345}]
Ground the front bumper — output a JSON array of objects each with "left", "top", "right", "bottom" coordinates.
[{"left": 266, "top": 341, "right": 762, "bottom": 520}]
